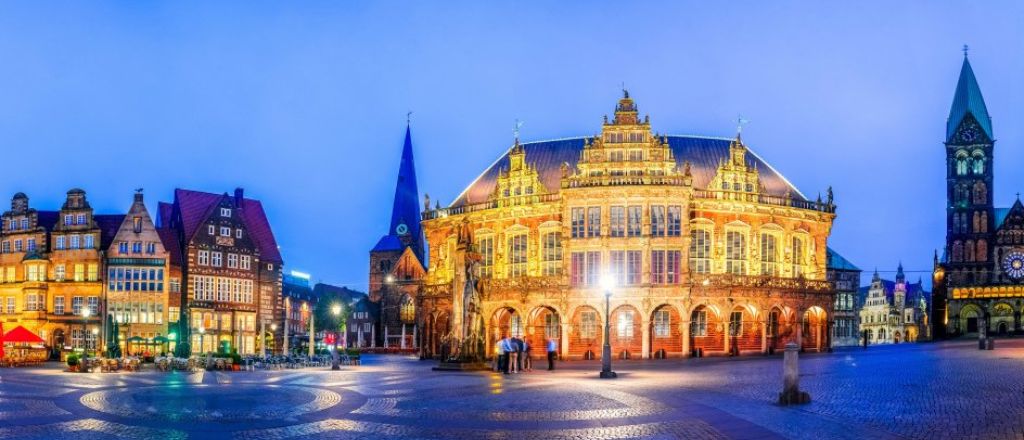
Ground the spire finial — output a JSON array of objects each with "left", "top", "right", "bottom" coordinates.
[
  {"left": 406, "top": 111, "right": 413, "bottom": 126},
  {"left": 736, "top": 115, "right": 749, "bottom": 139},
  {"left": 963, "top": 44, "right": 970, "bottom": 58},
  {"left": 621, "top": 82, "right": 628, "bottom": 98},
  {"left": 1017, "top": 192, "right": 1020, "bottom": 201},
  {"left": 513, "top": 119, "right": 523, "bottom": 144}
]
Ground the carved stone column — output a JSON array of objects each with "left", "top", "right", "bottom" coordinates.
[
  {"left": 641, "top": 317, "right": 651, "bottom": 359},
  {"left": 680, "top": 321, "right": 690, "bottom": 356},
  {"left": 560, "top": 323, "right": 571, "bottom": 359}
]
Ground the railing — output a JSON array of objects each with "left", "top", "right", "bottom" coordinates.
[
  {"left": 422, "top": 273, "right": 833, "bottom": 294},
  {"left": 561, "top": 175, "right": 690, "bottom": 188},
  {"left": 423, "top": 193, "right": 560, "bottom": 220},
  {"left": 692, "top": 189, "right": 835, "bottom": 213}
]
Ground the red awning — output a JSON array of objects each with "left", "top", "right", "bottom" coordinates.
[{"left": 3, "top": 325, "right": 44, "bottom": 344}]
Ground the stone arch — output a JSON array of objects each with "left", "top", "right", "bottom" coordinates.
[
  {"left": 801, "top": 306, "right": 828, "bottom": 352},
  {"left": 609, "top": 304, "right": 641, "bottom": 359},
  {"left": 893, "top": 331, "right": 902, "bottom": 344},
  {"left": 525, "top": 305, "right": 561, "bottom": 356},
  {"left": 649, "top": 303, "right": 682, "bottom": 358},
  {"left": 487, "top": 306, "right": 523, "bottom": 357},
  {"left": 767, "top": 305, "right": 796, "bottom": 351},
  {"left": 991, "top": 303, "right": 1014, "bottom": 336},
  {"left": 569, "top": 304, "right": 602, "bottom": 360},
  {"left": 959, "top": 303, "right": 984, "bottom": 334},
  {"left": 727, "top": 303, "right": 763, "bottom": 354},
  {"left": 689, "top": 304, "right": 724, "bottom": 355},
  {"left": 906, "top": 326, "right": 919, "bottom": 342}
]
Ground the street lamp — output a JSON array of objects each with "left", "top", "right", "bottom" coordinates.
[
  {"left": 199, "top": 326, "right": 206, "bottom": 354},
  {"left": 331, "top": 304, "right": 342, "bottom": 370},
  {"left": 599, "top": 274, "right": 617, "bottom": 379},
  {"left": 81, "top": 308, "right": 91, "bottom": 354}
]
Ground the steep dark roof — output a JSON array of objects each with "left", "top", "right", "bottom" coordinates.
[
  {"left": 156, "top": 202, "right": 173, "bottom": 228},
  {"left": 94, "top": 214, "right": 126, "bottom": 250},
  {"left": 451, "top": 135, "right": 807, "bottom": 207},
  {"left": 858, "top": 279, "right": 931, "bottom": 307},
  {"left": 948, "top": 56, "right": 993, "bottom": 140},
  {"left": 35, "top": 211, "right": 59, "bottom": 231},
  {"left": 376, "top": 125, "right": 425, "bottom": 263},
  {"left": 371, "top": 235, "right": 403, "bottom": 253},
  {"left": 170, "top": 189, "right": 283, "bottom": 264},
  {"left": 156, "top": 228, "right": 182, "bottom": 267},
  {"left": 313, "top": 283, "right": 367, "bottom": 304},
  {"left": 826, "top": 247, "right": 860, "bottom": 271}
]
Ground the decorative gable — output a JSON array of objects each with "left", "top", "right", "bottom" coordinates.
[
  {"left": 708, "top": 137, "right": 761, "bottom": 197},
  {"left": 490, "top": 143, "right": 547, "bottom": 207}
]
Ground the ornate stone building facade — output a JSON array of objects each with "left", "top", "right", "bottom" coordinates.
[
  {"left": 859, "top": 265, "right": 930, "bottom": 344},
  {"left": 407, "top": 93, "right": 838, "bottom": 360},
  {"left": 827, "top": 247, "right": 861, "bottom": 346},
  {"left": 933, "top": 54, "right": 1024, "bottom": 338}
]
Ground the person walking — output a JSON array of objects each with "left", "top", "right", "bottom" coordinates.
[
  {"left": 508, "top": 336, "right": 519, "bottom": 374},
  {"left": 523, "top": 339, "right": 532, "bottom": 371},
  {"left": 546, "top": 337, "right": 558, "bottom": 371},
  {"left": 493, "top": 338, "right": 504, "bottom": 372},
  {"left": 501, "top": 336, "right": 513, "bottom": 374}
]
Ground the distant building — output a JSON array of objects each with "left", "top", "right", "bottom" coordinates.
[
  {"left": 859, "top": 265, "right": 930, "bottom": 344},
  {"left": 281, "top": 270, "right": 316, "bottom": 354},
  {"left": 826, "top": 248, "right": 861, "bottom": 347},
  {"left": 313, "top": 283, "right": 371, "bottom": 347},
  {"left": 348, "top": 296, "right": 379, "bottom": 348}
]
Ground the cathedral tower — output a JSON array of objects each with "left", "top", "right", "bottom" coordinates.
[{"left": 945, "top": 52, "right": 994, "bottom": 286}]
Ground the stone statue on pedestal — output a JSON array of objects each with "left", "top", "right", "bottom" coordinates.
[{"left": 434, "top": 221, "right": 488, "bottom": 371}]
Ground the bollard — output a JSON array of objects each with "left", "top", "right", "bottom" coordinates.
[
  {"left": 778, "top": 342, "right": 811, "bottom": 405},
  {"left": 978, "top": 318, "right": 987, "bottom": 350}
]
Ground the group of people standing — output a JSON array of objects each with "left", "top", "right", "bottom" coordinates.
[{"left": 493, "top": 336, "right": 558, "bottom": 374}]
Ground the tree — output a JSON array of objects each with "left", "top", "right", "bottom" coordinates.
[{"left": 314, "top": 292, "right": 349, "bottom": 345}]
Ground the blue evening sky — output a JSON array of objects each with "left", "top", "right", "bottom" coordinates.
[{"left": 2, "top": 2, "right": 1023, "bottom": 290}]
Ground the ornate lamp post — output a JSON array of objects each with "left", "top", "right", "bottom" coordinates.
[
  {"left": 331, "top": 304, "right": 342, "bottom": 370},
  {"left": 599, "top": 274, "right": 617, "bottom": 379}
]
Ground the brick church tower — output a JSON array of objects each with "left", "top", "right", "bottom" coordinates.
[{"left": 369, "top": 123, "right": 426, "bottom": 349}]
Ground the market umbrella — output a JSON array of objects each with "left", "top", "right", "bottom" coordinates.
[
  {"left": 4, "top": 325, "right": 45, "bottom": 344},
  {"left": 127, "top": 336, "right": 144, "bottom": 355}
]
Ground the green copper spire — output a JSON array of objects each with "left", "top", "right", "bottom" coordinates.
[{"left": 947, "top": 52, "right": 992, "bottom": 141}]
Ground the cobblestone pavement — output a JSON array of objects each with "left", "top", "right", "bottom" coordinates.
[{"left": 1, "top": 339, "right": 1022, "bottom": 439}]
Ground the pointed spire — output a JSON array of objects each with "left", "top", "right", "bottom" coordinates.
[
  {"left": 947, "top": 50, "right": 993, "bottom": 141},
  {"left": 387, "top": 122, "right": 425, "bottom": 261},
  {"left": 896, "top": 261, "right": 906, "bottom": 283}
]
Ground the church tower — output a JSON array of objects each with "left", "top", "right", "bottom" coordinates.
[{"left": 945, "top": 51, "right": 994, "bottom": 287}]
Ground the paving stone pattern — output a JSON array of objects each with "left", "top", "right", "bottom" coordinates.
[{"left": 0, "top": 339, "right": 1021, "bottom": 439}]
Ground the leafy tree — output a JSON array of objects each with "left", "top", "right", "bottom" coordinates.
[{"left": 314, "top": 292, "right": 350, "bottom": 345}]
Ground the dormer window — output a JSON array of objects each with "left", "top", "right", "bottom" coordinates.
[
  {"left": 208, "top": 225, "right": 215, "bottom": 235},
  {"left": 20, "top": 219, "right": 27, "bottom": 230},
  {"left": 64, "top": 215, "right": 73, "bottom": 226},
  {"left": 220, "top": 227, "right": 231, "bottom": 237},
  {"left": 221, "top": 208, "right": 231, "bottom": 217},
  {"left": 133, "top": 217, "right": 142, "bottom": 233},
  {"left": 76, "top": 214, "right": 86, "bottom": 225}
]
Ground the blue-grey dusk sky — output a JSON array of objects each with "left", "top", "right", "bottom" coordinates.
[{"left": 2, "top": 2, "right": 1024, "bottom": 290}]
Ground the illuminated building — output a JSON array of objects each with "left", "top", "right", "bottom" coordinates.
[
  {"left": 381, "top": 91, "right": 841, "bottom": 359},
  {"left": 933, "top": 53, "right": 1024, "bottom": 338},
  {"left": 827, "top": 247, "right": 862, "bottom": 346},
  {"left": 859, "top": 265, "right": 930, "bottom": 344}
]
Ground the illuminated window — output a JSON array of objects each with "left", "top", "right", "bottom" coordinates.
[
  {"left": 616, "top": 309, "right": 634, "bottom": 338},
  {"left": 651, "top": 206, "right": 666, "bottom": 236},
  {"left": 690, "top": 229, "right": 711, "bottom": 274},
  {"left": 54, "top": 296, "right": 65, "bottom": 315},
  {"left": 760, "top": 233, "right": 778, "bottom": 276},
  {"left": 508, "top": 234, "right": 528, "bottom": 277},
  {"left": 570, "top": 252, "right": 585, "bottom": 286},
  {"left": 725, "top": 231, "right": 747, "bottom": 275},
  {"left": 580, "top": 311, "right": 597, "bottom": 339},
  {"left": 587, "top": 207, "right": 601, "bottom": 237},
  {"left": 585, "top": 251, "right": 601, "bottom": 286},
  {"left": 571, "top": 208, "right": 585, "bottom": 238},
  {"left": 74, "top": 264, "right": 85, "bottom": 282},
  {"left": 654, "top": 310, "right": 670, "bottom": 338},
  {"left": 544, "top": 313, "right": 560, "bottom": 339},
  {"left": 477, "top": 236, "right": 494, "bottom": 277},
  {"left": 400, "top": 295, "right": 415, "bottom": 322},
  {"left": 667, "top": 206, "right": 681, "bottom": 236},
  {"left": 541, "top": 232, "right": 561, "bottom": 276},
  {"left": 792, "top": 236, "right": 804, "bottom": 277},
  {"left": 627, "top": 206, "right": 642, "bottom": 237},
  {"left": 610, "top": 206, "right": 625, "bottom": 237},
  {"left": 509, "top": 314, "right": 522, "bottom": 337}
]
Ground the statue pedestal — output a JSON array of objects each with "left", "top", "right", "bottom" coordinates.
[{"left": 433, "top": 360, "right": 490, "bottom": 372}]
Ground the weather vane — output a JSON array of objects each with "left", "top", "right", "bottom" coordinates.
[
  {"left": 406, "top": 110, "right": 413, "bottom": 125},
  {"left": 963, "top": 44, "right": 969, "bottom": 58},
  {"left": 513, "top": 119, "right": 524, "bottom": 143},
  {"left": 736, "top": 115, "right": 750, "bottom": 135}
]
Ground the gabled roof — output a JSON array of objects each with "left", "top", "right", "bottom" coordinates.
[
  {"left": 995, "top": 200, "right": 1024, "bottom": 231},
  {"left": 858, "top": 279, "right": 931, "bottom": 307},
  {"left": 371, "top": 235, "right": 404, "bottom": 253},
  {"left": 379, "top": 125, "right": 425, "bottom": 263},
  {"left": 947, "top": 56, "right": 993, "bottom": 141},
  {"left": 450, "top": 135, "right": 807, "bottom": 207},
  {"left": 94, "top": 214, "right": 126, "bottom": 250},
  {"left": 35, "top": 211, "right": 58, "bottom": 231},
  {"left": 156, "top": 202, "right": 173, "bottom": 228},
  {"left": 170, "top": 188, "right": 282, "bottom": 263},
  {"left": 156, "top": 228, "right": 182, "bottom": 267},
  {"left": 826, "top": 247, "right": 860, "bottom": 271}
]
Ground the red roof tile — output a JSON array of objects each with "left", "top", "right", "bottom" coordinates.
[{"left": 170, "top": 188, "right": 282, "bottom": 264}]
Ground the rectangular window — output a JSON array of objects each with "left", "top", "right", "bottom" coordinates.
[
  {"left": 587, "top": 207, "right": 601, "bottom": 237},
  {"left": 27, "top": 238, "right": 36, "bottom": 251},
  {"left": 541, "top": 232, "right": 562, "bottom": 276},
  {"left": 227, "top": 253, "right": 239, "bottom": 269},
  {"left": 19, "top": 219, "right": 27, "bottom": 230},
  {"left": 760, "top": 233, "right": 778, "bottom": 276},
  {"left": 667, "top": 250, "right": 680, "bottom": 284},
  {"left": 585, "top": 251, "right": 601, "bottom": 286},
  {"left": 4, "top": 267, "right": 14, "bottom": 283},
  {"left": 692, "top": 310, "right": 707, "bottom": 337},
  {"left": 88, "top": 296, "right": 98, "bottom": 316},
  {"left": 133, "top": 217, "right": 143, "bottom": 233},
  {"left": 76, "top": 214, "right": 86, "bottom": 225},
  {"left": 14, "top": 240, "right": 22, "bottom": 252},
  {"left": 74, "top": 264, "right": 85, "bottom": 282},
  {"left": 87, "top": 264, "right": 98, "bottom": 281},
  {"left": 729, "top": 311, "right": 743, "bottom": 337},
  {"left": 146, "top": 242, "right": 156, "bottom": 254},
  {"left": 667, "top": 206, "right": 681, "bottom": 236},
  {"left": 610, "top": 206, "right": 625, "bottom": 237},
  {"left": 131, "top": 241, "right": 141, "bottom": 253},
  {"left": 221, "top": 208, "right": 231, "bottom": 217},
  {"left": 1, "top": 241, "right": 8, "bottom": 253},
  {"left": 198, "top": 250, "right": 210, "bottom": 266},
  {"left": 118, "top": 241, "right": 127, "bottom": 254},
  {"left": 626, "top": 250, "right": 641, "bottom": 285},
  {"left": 627, "top": 206, "right": 642, "bottom": 237},
  {"left": 570, "top": 252, "right": 585, "bottom": 286},
  {"left": 208, "top": 224, "right": 215, "bottom": 235},
  {"left": 651, "top": 250, "right": 665, "bottom": 284},
  {"left": 69, "top": 235, "right": 80, "bottom": 249},
  {"left": 616, "top": 309, "right": 634, "bottom": 338},
  {"left": 581, "top": 311, "right": 598, "bottom": 339},
  {"left": 220, "top": 226, "right": 231, "bottom": 236},
  {"left": 64, "top": 215, "right": 73, "bottom": 225},
  {"left": 56, "top": 236, "right": 66, "bottom": 250},
  {"left": 236, "top": 228, "right": 242, "bottom": 239},
  {"left": 689, "top": 229, "right": 711, "bottom": 274},
  {"left": 72, "top": 296, "right": 83, "bottom": 315},
  {"left": 654, "top": 310, "right": 670, "bottom": 338},
  {"left": 25, "top": 294, "right": 39, "bottom": 311},
  {"left": 55, "top": 296, "right": 65, "bottom": 315},
  {"left": 478, "top": 237, "right": 494, "bottom": 277},
  {"left": 84, "top": 235, "right": 94, "bottom": 249},
  {"left": 170, "top": 277, "right": 181, "bottom": 293},
  {"left": 651, "top": 206, "right": 666, "bottom": 236},
  {"left": 571, "top": 208, "right": 585, "bottom": 238},
  {"left": 726, "top": 230, "right": 747, "bottom": 275},
  {"left": 240, "top": 255, "right": 251, "bottom": 270},
  {"left": 610, "top": 250, "right": 625, "bottom": 285},
  {"left": 26, "top": 265, "right": 40, "bottom": 281},
  {"left": 4, "top": 296, "right": 13, "bottom": 314},
  {"left": 508, "top": 234, "right": 527, "bottom": 277}
]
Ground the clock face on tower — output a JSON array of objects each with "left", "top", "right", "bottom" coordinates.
[
  {"left": 957, "top": 124, "right": 980, "bottom": 143},
  {"left": 396, "top": 223, "right": 409, "bottom": 236},
  {"left": 1003, "top": 251, "right": 1024, "bottom": 279}
]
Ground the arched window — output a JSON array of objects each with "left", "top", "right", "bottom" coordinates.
[
  {"left": 400, "top": 295, "right": 415, "bottom": 322},
  {"left": 973, "top": 212, "right": 981, "bottom": 233},
  {"left": 952, "top": 241, "right": 963, "bottom": 262},
  {"left": 977, "top": 239, "right": 988, "bottom": 262},
  {"left": 973, "top": 182, "right": 987, "bottom": 205},
  {"left": 725, "top": 230, "right": 747, "bottom": 275},
  {"left": 792, "top": 236, "right": 805, "bottom": 277},
  {"left": 982, "top": 211, "right": 989, "bottom": 232},
  {"left": 759, "top": 232, "right": 778, "bottom": 276},
  {"left": 955, "top": 151, "right": 969, "bottom": 176},
  {"left": 964, "top": 240, "right": 975, "bottom": 262},
  {"left": 972, "top": 152, "right": 986, "bottom": 174}
]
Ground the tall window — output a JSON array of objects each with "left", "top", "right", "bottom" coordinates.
[
  {"left": 729, "top": 311, "right": 743, "bottom": 336},
  {"left": 211, "top": 252, "right": 223, "bottom": 267},
  {"left": 400, "top": 295, "right": 415, "bottom": 322},
  {"left": 792, "top": 236, "right": 805, "bottom": 277},
  {"left": 571, "top": 208, "right": 585, "bottom": 238},
  {"left": 509, "top": 314, "right": 523, "bottom": 337},
  {"left": 653, "top": 310, "right": 670, "bottom": 338},
  {"left": 610, "top": 206, "right": 625, "bottom": 237},
  {"left": 651, "top": 250, "right": 681, "bottom": 284},
  {"left": 27, "top": 238, "right": 35, "bottom": 251},
  {"left": 508, "top": 234, "right": 528, "bottom": 277},
  {"left": 616, "top": 309, "right": 634, "bottom": 338},
  {"left": 667, "top": 206, "right": 681, "bottom": 236},
  {"left": 627, "top": 206, "right": 642, "bottom": 237},
  {"left": 651, "top": 206, "right": 666, "bottom": 236},
  {"left": 725, "top": 230, "right": 747, "bottom": 275},
  {"left": 691, "top": 310, "right": 707, "bottom": 336},
  {"left": 627, "top": 250, "right": 641, "bottom": 285},
  {"left": 760, "top": 233, "right": 778, "bottom": 276},
  {"left": 587, "top": 207, "right": 601, "bottom": 237},
  {"left": 690, "top": 229, "right": 711, "bottom": 274},
  {"left": 478, "top": 236, "right": 494, "bottom": 277},
  {"left": 26, "top": 265, "right": 40, "bottom": 281},
  {"left": 72, "top": 296, "right": 83, "bottom": 315},
  {"left": 571, "top": 252, "right": 585, "bottom": 286},
  {"left": 544, "top": 313, "right": 560, "bottom": 338},
  {"left": 541, "top": 232, "right": 561, "bottom": 275},
  {"left": 585, "top": 251, "right": 601, "bottom": 286},
  {"left": 580, "top": 311, "right": 597, "bottom": 339},
  {"left": 83, "top": 235, "right": 93, "bottom": 249},
  {"left": 69, "top": 235, "right": 80, "bottom": 249},
  {"left": 74, "top": 264, "right": 85, "bottom": 282},
  {"left": 610, "top": 251, "right": 625, "bottom": 284},
  {"left": 54, "top": 296, "right": 65, "bottom": 315}
]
